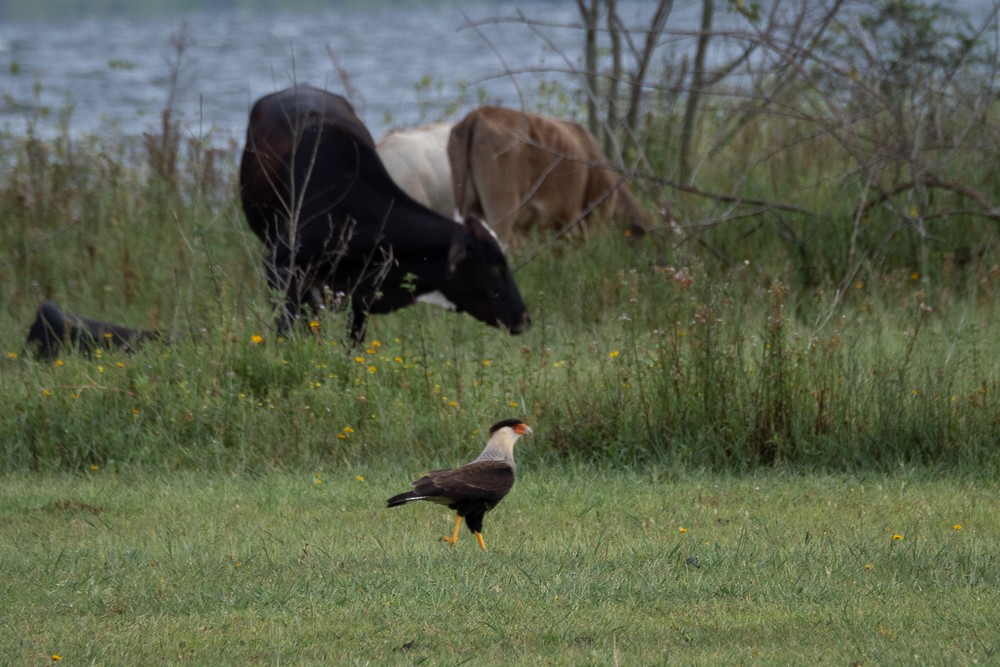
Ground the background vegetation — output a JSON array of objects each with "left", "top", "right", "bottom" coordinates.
[{"left": 2, "top": 0, "right": 998, "bottom": 475}]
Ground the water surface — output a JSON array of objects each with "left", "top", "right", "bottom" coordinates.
[{"left": 0, "top": 1, "right": 669, "bottom": 141}]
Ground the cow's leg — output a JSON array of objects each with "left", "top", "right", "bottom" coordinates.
[
  {"left": 266, "top": 243, "right": 303, "bottom": 335},
  {"left": 349, "top": 296, "right": 370, "bottom": 344},
  {"left": 349, "top": 280, "right": 393, "bottom": 343},
  {"left": 306, "top": 285, "right": 327, "bottom": 316}
]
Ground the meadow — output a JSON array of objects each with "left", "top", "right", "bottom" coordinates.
[
  {"left": 3, "top": 470, "right": 999, "bottom": 665},
  {"left": 3, "top": 8, "right": 1000, "bottom": 658},
  {"left": 1, "top": 122, "right": 997, "bottom": 662}
]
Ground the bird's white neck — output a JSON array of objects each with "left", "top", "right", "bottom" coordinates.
[{"left": 473, "top": 425, "right": 524, "bottom": 466}]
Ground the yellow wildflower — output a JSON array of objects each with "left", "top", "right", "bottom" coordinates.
[
  {"left": 953, "top": 524, "right": 963, "bottom": 531},
  {"left": 251, "top": 334, "right": 263, "bottom": 344},
  {"left": 609, "top": 350, "right": 620, "bottom": 358},
  {"left": 679, "top": 527, "right": 688, "bottom": 534},
  {"left": 892, "top": 533, "right": 903, "bottom": 541},
  {"left": 356, "top": 475, "right": 365, "bottom": 482}
]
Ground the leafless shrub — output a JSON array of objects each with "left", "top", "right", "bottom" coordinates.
[{"left": 472, "top": 0, "right": 999, "bottom": 320}]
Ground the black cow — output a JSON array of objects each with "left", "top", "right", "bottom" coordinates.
[
  {"left": 25, "top": 301, "right": 161, "bottom": 360},
  {"left": 239, "top": 84, "right": 531, "bottom": 342}
]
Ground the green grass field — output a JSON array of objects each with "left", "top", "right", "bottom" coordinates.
[{"left": 3, "top": 470, "right": 997, "bottom": 665}]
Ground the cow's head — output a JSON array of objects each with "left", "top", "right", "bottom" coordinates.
[{"left": 440, "top": 217, "right": 531, "bottom": 334}]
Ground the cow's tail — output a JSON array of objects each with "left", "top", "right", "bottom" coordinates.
[{"left": 447, "top": 113, "right": 480, "bottom": 221}]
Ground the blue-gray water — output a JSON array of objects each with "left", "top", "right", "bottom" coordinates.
[
  {"left": 0, "top": 1, "right": 680, "bottom": 142},
  {"left": 2, "top": 1, "right": 992, "bottom": 143}
]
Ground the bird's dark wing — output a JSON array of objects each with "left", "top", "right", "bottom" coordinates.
[{"left": 414, "top": 461, "right": 515, "bottom": 502}]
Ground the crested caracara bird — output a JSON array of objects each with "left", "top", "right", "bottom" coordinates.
[{"left": 387, "top": 419, "right": 532, "bottom": 551}]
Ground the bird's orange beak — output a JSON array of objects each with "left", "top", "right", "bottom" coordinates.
[{"left": 515, "top": 423, "right": 533, "bottom": 436}]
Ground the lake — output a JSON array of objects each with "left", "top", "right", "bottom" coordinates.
[
  {"left": 0, "top": 1, "right": 681, "bottom": 143},
  {"left": 2, "top": 1, "right": 991, "bottom": 144}
]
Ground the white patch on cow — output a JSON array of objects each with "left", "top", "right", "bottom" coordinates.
[
  {"left": 376, "top": 123, "right": 455, "bottom": 218},
  {"left": 418, "top": 290, "right": 457, "bottom": 311},
  {"left": 479, "top": 218, "right": 503, "bottom": 246}
]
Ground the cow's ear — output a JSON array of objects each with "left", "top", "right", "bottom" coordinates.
[
  {"left": 448, "top": 227, "right": 469, "bottom": 275},
  {"left": 465, "top": 216, "right": 485, "bottom": 239},
  {"left": 465, "top": 215, "right": 506, "bottom": 251},
  {"left": 466, "top": 215, "right": 496, "bottom": 242}
]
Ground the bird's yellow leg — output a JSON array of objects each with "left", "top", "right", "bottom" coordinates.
[
  {"left": 442, "top": 515, "right": 462, "bottom": 545},
  {"left": 474, "top": 531, "right": 487, "bottom": 552}
]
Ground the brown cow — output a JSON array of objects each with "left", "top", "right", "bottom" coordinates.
[{"left": 448, "top": 107, "right": 648, "bottom": 247}]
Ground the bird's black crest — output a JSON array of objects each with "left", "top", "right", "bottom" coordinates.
[{"left": 489, "top": 418, "right": 526, "bottom": 434}]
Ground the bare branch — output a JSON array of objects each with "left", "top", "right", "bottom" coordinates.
[{"left": 626, "top": 0, "right": 674, "bottom": 131}]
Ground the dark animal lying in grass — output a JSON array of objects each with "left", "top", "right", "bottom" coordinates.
[{"left": 25, "top": 301, "right": 162, "bottom": 360}]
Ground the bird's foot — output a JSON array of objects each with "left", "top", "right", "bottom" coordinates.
[{"left": 441, "top": 536, "right": 458, "bottom": 546}]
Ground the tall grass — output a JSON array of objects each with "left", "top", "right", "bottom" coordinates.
[
  {"left": 1, "top": 94, "right": 998, "bottom": 475},
  {"left": 641, "top": 90, "right": 1000, "bottom": 290}
]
